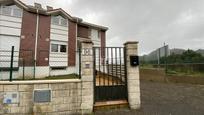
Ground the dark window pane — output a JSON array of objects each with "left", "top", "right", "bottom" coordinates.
[
  {"left": 51, "top": 44, "right": 58, "bottom": 52},
  {"left": 60, "top": 45, "right": 66, "bottom": 52}
]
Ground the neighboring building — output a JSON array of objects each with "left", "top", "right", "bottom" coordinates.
[
  {"left": 170, "top": 48, "right": 186, "bottom": 55},
  {"left": 0, "top": 0, "right": 108, "bottom": 79},
  {"left": 140, "top": 45, "right": 170, "bottom": 63}
]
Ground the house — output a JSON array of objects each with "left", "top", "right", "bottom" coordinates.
[{"left": 0, "top": 0, "right": 108, "bottom": 79}]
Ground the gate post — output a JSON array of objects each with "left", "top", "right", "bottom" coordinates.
[
  {"left": 124, "top": 41, "right": 141, "bottom": 109},
  {"left": 80, "top": 40, "right": 94, "bottom": 114}
]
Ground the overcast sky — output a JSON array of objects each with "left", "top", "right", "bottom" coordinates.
[{"left": 21, "top": 0, "right": 204, "bottom": 55}]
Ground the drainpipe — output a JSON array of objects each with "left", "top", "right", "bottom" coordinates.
[
  {"left": 34, "top": 9, "right": 39, "bottom": 78},
  {"left": 75, "top": 19, "right": 79, "bottom": 75}
]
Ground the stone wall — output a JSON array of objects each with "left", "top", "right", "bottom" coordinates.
[
  {"left": 0, "top": 40, "right": 95, "bottom": 115},
  {"left": 0, "top": 79, "right": 82, "bottom": 115},
  {"left": 124, "top": 42, "right": 141, "bottom": 109},
  {"left": 0, "top": 41, "right": 141, "bottom": 114},
  {"left": 80, "top": 41, "right": 94, "bottom": 114}
]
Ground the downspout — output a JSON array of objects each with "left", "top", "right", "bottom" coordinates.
[
  {"left": 34, "top": 9, "right": 39, "bottom": 78},
  {"left": 75, "top": 19, "right": 79, "bottom": 75}
]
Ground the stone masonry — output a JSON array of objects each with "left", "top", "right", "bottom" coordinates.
[
  {"left": 0, "top": 80, "right": 82, "bottom": 115},
  {"left": 124, "top": 41, "right": 141, "bottom": 109},
  {"left": 80, "top": 40, "right": 94, "bottom": 114},
  {"left": 0, "top": 41, "right": 94, "bottom": 115},
  {"left": 0, "top": 41, "right": 140, "bottom": 114}
]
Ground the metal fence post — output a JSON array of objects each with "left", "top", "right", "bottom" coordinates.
[
  {"left": 33, "top": 60, "right": 36, "bottom": 79},
  {"left": 79, "top": 44, "right": 82, "bottom": 79},
  {"left": 23, "top": 58, "right": 25, "bottom": 80},
  {"left": 164, "top": 43, "right": 167, "bottom": 74},
  {"left": 9, "top": 46, "right": 14, "bottom": 82}
]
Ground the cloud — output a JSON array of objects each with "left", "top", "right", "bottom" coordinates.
[{"left": 21, "top": 0, "right": 204, "bottom": 55}]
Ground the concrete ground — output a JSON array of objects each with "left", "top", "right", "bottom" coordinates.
[{"left": 94, "top": 80, "right": 204, "bottom": 115}]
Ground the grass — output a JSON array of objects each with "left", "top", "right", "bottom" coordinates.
[
  {"left": 140, "top": 64, "right": 154, "bottom": 69},
  {"left": 166, "top": 70, "right": 204, "bottom": 77},
  {"left": 44, "top": 74, "right": 79, "bottom": 80},
  {"left": 7, "top": 73, "right": 80, "bottom": 81},
  {"left": 140, "top": 67, "right": 204, "bottom": 77}
]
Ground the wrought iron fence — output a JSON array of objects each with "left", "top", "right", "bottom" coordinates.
[
  {"left": 152, "top": 63, "right": 204, "bottom": 76},
  {"left": 0, "top": 46, "right": 81, "bottom": 81},
  {"left": 0, "top": 47, "right": 35, "bottom": 81}
]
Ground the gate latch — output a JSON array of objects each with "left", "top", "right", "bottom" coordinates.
[{"left": 130, "top": 55, "right": 139, "bottom": 67}]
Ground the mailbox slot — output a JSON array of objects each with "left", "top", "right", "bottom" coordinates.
[{"left": 130, "top": 55, "right": 139, "bottom": 66}]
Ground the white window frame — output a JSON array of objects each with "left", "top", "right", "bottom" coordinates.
[
  {"left": 51, "top": 44, "right": 59, "bottom": 52},
  {"left": 51, "top": 15, "right": 68, "bottom": 27},
  {"left": 0, "top": 5, "right": 22, "bottom": 18},
  {"left": 50, "top": 43, "right": 67, "bottom": 54}
]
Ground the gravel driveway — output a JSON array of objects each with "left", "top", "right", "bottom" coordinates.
[{"left": 95, "top": 81, "right": 204, "bottom": 115}]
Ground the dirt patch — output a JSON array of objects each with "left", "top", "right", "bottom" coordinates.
[
  {"left": 140, "top": 81, "right": 204, "bottom": 115},
  {"left": 140, "top": 68, "right": 166, "bottom": 82},
  {"left": 95, "top": 81, "right": 204, "bottom": 115},
  {"left": 140, "top": 68, "right": 204, "bottom": 85}
]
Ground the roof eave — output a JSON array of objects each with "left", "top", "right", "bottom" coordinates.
[
  {"left": 46, "top": 9, "right": 74, "bottom": 20},
  {"left": 13, "top": 0, "right": 29, "bottom": 10},
  {"left": 79, "top": 22, "right": 108, "bottom": 31}
]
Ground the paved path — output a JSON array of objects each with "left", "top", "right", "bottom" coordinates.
[{"left": 95, "top": 81, "right": 204, "bottom": 115}]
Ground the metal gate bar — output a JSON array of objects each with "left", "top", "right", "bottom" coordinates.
[{"left": 93, "top": 47, "right": 127, "bottom": 102}]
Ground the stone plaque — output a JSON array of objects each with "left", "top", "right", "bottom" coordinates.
[{"left": 34, "top": 90, "right": 51, "bottom": 103}]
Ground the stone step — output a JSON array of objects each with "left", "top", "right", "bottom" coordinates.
[{"left": 94, "top": 100, "right": 129, "bottom": 111}]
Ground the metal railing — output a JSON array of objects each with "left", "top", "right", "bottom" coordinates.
[
  {"left": 141, "top": 63, "right": 204, "bottom": 76},
  {"left": 0, "top": 46, "right": 35, "bottom": 81},
  {"left": 0, "top": 46, "right": 82, "bottom": 81}
]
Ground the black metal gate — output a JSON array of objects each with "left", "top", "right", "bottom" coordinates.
[{"left": 93, "top": 47, "right": 127, "bottom": 102}]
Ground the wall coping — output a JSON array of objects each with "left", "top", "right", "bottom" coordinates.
[
  {"left": 0, "top": 79, "right": 81, "bottom": 85},
  {"left": 124, "top": 41, "right": 139, "bottom": 45},
  {"left": 81, "top": 40, "right": 94, "bottom": 44}
]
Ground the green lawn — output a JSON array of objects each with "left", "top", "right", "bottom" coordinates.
[
  {"left": 9, "top": 74, "right": 80, "bottom": 81},
  {"left": 166, "top": 70, "right": 204, "bottom": 77},
  {"left": 44, "top": 74, "right": 80, "bottom": 80}
]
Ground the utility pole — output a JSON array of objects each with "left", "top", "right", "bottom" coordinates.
[
  {"left": 158, "top": 48, "right": 160, "bottom": 68},
  {"left": 164, "top": 42, "right": 167, "bottom": 74}
]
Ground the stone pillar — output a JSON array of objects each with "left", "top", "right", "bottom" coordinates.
[
  {"left": 80, "top": 40, "right": 94, "bottom": 114},
  {"left": 124, "top": 41, "right": 141, "bottom": 109}
]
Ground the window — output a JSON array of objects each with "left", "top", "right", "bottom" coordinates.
[
  {"left": 51, "top": 43, "right": 67, "bottom": 53},
  {"left": 51, "top": 44, "right": 58, "bottom": 52},
  {"left": 0, "top": 5, "right": 22, "bottom": 17},
  {"left": 51, "top": 17, "right": 60, "bottom": 25},
  {"left": 13, "top": 8, "right": 22, "bottom": 17},
  {"left": 2, "top": 6, "right": 12, "bottom": 16},
  {"left": 51, "top": 16, "right": 68, "bottom": 26},
  {"left": 61, "top": 18, "right": 67, "bottom": 26},
  {"left": 51, "top": 66, "right": 66, "bottom": 70},
  {"left": 60, "top": 45, "right": 66, "bottom": 52}
]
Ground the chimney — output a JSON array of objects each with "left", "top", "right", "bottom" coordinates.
[
  {"left": 34, "top": 3, "right": 42, "bottom": 9},
  {"left": 46, "top": 6, "right": 53, "bottom": 11}
]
